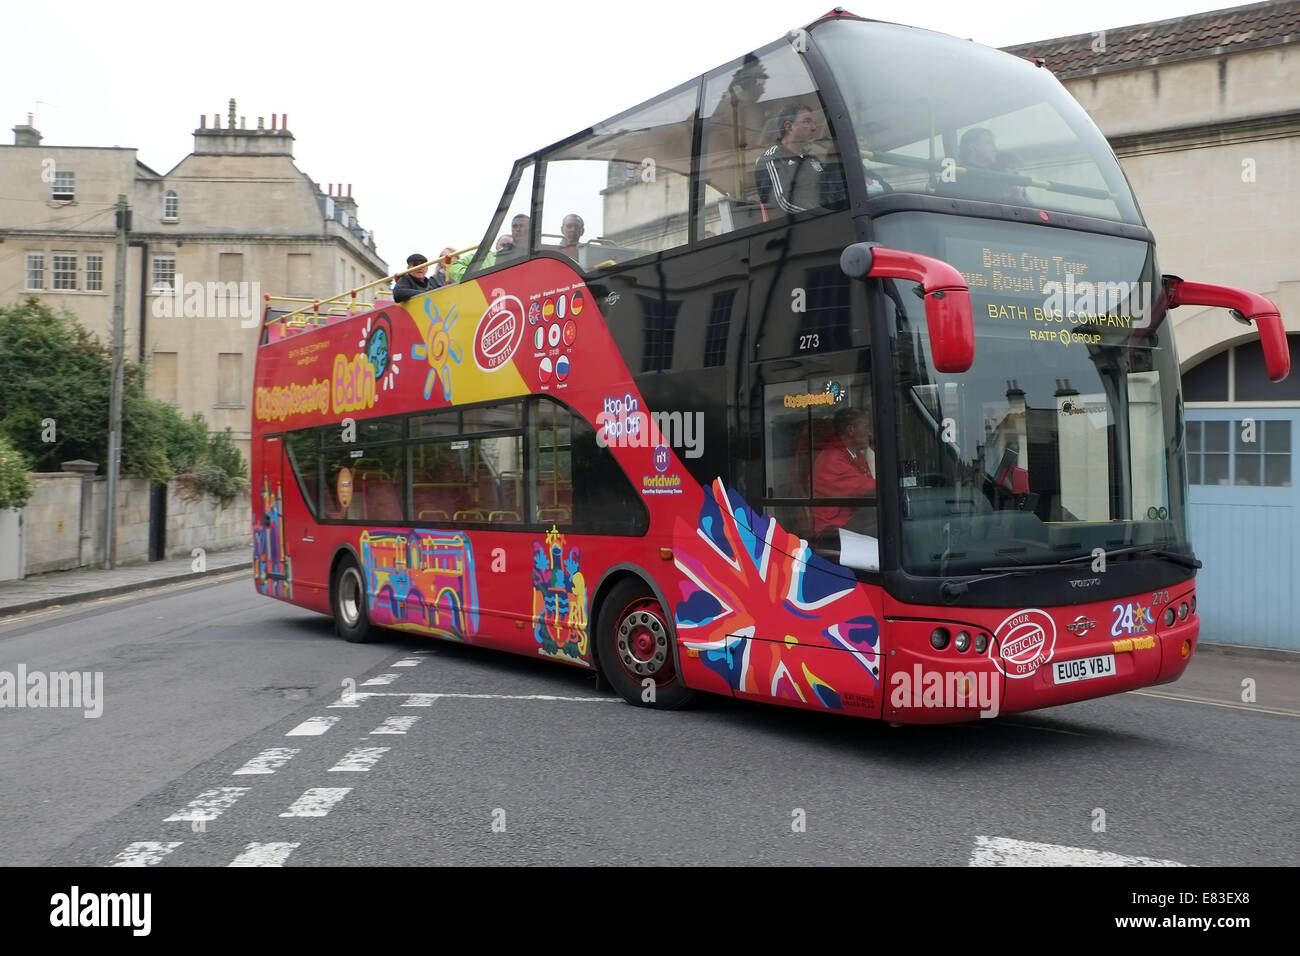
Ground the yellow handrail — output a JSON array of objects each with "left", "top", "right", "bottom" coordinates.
[{"left": 264, "top": 245, "right": 478, "bottom": 329}]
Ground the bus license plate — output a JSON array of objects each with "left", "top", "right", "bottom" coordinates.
[{"left": 1052, "top": 654, "right": 1115, "bottom": 685}]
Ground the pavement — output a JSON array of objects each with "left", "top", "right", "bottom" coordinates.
[
  {"left": 0, "top": 547, "right": 1294, "bottom": 714},
  {"left": 0, "top": 546, "right": 251, "bottom": 617}
]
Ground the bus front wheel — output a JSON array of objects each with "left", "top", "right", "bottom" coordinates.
[
  {"left": 333, "top": 558, "right": 376, "bottom": 644},
  {"left": 596, "top": 579, "right": 693, "bottom": 710}
]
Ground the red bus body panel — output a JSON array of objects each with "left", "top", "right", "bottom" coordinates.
[{"left": 252, "top": 256, "right": 1195, "bottom": 724}]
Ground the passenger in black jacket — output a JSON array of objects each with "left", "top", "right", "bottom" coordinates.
[{"left": 393, "top": 253, "right": 442, "bottom": 303}]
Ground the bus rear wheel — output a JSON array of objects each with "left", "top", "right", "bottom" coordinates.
[
  {"left": 596, "top": 579, "right": 693, "bottom": 710},
  {"left": 332, "top": 557, "right": 376, "bottom": 644}
]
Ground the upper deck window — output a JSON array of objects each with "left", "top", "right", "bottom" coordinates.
[
  {"left": 815, "top": 19, "right": 1142, "bottom": 225},
  {"left": 697, "top": 43, "right": 847, "bottom": 239},
  {"left": 537, "top": 84, "right": 696, "bottom": 270}
]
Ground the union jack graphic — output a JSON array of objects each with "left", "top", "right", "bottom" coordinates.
[{"left": 673, "top": 479, "right": 881, "bottom": 709}]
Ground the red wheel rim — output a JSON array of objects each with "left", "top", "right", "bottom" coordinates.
[{"left": 614, "top": 597, "right": 675, "bottom": 686}]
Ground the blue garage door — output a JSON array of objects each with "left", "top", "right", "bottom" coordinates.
[{"left": 1186, "top": 408, "right": 1298, "bottom": 650}]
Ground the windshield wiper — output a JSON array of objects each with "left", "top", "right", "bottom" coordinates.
[
  {"left": 1058, "top": 545, "right": 1202, "bottom": 570},
  {"left": 940, "top": 547, "right": 1200, "bottom": 601}
]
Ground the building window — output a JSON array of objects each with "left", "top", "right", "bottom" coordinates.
[
  {"left": 703, "top": 290, "right": 736, "bottom": 368},
  {"left": 153, "top": 352, "right": 179, "bottom": 405},
  {"left": 52, "top": 252, "right": 78, "bottom": 290},
  {"left": 151, "top": 256, "right": 176, "bottom": 294},
  {"left": 1188, "top": 419, "right": 1291, "bottom": 487},
  {"left": 639, "top": 296, "right": 680, "bottom": 372},
  {"left": 51, "top": 170, "right": 75, "bottom": 201},
  {"left": 25, "top": 252, "right": 44, "bottom": 290},
  {"left": 85, "top": 253, "right": 104, "bottom": 291},
  {"left": 163, "top": 190, "right": 178, "bottom": 220},
  {"left": 217, "top": 353, "right": 243, "bottom": 406}
]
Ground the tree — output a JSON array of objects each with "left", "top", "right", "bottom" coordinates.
[
  {"left": 0, "top": 298, "right": 245, "bottom": 499},
  {"left": 0, "top": 435, "right": 33, "bottom": 510}
]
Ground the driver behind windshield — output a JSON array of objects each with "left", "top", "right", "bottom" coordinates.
[{"left": 812, "top": 407, "right": 876, "bottom": 539}]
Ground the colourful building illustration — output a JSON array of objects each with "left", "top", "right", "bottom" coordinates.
[
  {"left": 360, "top": 529, "right": 479, "bottom": 640},
  {"left": 532, "top": 526, "right": 589, "bottom": 661},
  {"left": 253, "top": 478, "right": 292, "bottom": 599}
]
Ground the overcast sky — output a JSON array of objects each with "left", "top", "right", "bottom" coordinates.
[{"left": 2, "top": 0, "right": 1231, "bottom": 277}]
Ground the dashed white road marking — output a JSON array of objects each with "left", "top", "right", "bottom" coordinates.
[
  {"left": 233, "top": 747, "right": 300, "bottom": 775},
  {"left": 371, "top": 715, "right": 420, "bottom": 734},
  {"left": 229, "top": 842, "right": 301, "bottom": 867},
  {"left": 110, "top": 841, "right": 183, "bottom": 867},
  {"left": 164, "top": 787, "right": 250, "bottom": 823},
  {"left": 392, "top": 658, "right": 423, "bottom": 668},
  {"left": 970, "top": 836, "right": 1188, "bottom": 867},
  {"left": 361, "top": 673, "right": 400, "bottom": 686},
  {"left": 280, "top": 788, "right": 351, "bottom": 818},
  {"left": 329, "top": 746, "right": 390, "bottom": 772},
  {"left": 286, "top": 716, "right": 340, "bottom": 735}
]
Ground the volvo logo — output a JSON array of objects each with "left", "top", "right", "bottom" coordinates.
[
  {"left": 1066, "top": 615, "right": 1097, "bottom": 635},
  {"left": 1069, "top": 577, "right": 1101, "bottom": 589}
]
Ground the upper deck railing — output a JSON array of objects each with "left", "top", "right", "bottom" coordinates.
[{"left": 260, "top": 245, "right": 476, "bottom": 343}]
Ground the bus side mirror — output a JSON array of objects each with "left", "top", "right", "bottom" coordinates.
[
  {"left": 841, "top": 242, "right": 974, "bottom": 373},
  {"left": 1163, "top": 275, "right": 1290, "bottom": 382}
]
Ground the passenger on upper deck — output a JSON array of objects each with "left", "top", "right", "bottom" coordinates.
[
  {"left": 558, "top": 214, "right": 584, "bottom": 261},
  {"left": 495, "top": 214, "right": 531, "bottom": 262},
  {"left": 393, "top": 253, "right": 443, "bottom": 303},
  {"left": 957, "top": 127, "right": 1029, "bottom": 204},
  {"left": 432, "top": 246, "right": 457, "bottom": 285},
  {"left": 754, "top": 104, "right": 828, "bottom": 214}
]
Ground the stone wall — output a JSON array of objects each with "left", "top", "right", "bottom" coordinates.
[
  {"left": 22, "top": 473, "right": 83, "bottom": 573},
  {"left": 165, "top": 484, "right": 251, "bottom": 558},
  {"left": 23, "top": 472, "right": 250, "bottom": 574}
]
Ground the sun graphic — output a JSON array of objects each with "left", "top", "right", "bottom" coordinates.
[
  {"left": 411, "top": 299, "right": 462, "bottom": 401},
  {"left": 357, "top": 314, "right": 403, "bottom": 392}
]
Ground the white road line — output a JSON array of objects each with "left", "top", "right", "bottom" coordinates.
[
  {"left": 361, "top": 673, "right": 400, "bottom": 686},
  {"left": 164, "top": 787, "right": 250, "bottom": 823},
  {"left": 1128, "top": 689, "right": 1300, "bottom": 718},
  {"left": 393, "top": 692, "right": 621, "bottom": 704},
  {"left": 969, "top": 836, "right": 1188, "bottom": 867},
  {"left": 280, "top": 788, "right": 352, "bottom": 818},
  {"left": 110, "top": 841, "right": 183, "bottom": 867},
  {"left": 392, "top": 659, "right": 423, "bottom": 667},
  {"left": 286, "top": 716, "right": 340, "bottom": 735},
  {"left": 229, "top": 842, "right": 300, "bottom": 867},
  {"left": 329, "top": 746, "right": 390, "bottom": 772},
  {"left": 370, "top": 716, "right": 420, "bottom": 734},
  {"left": 232, "top": 747, "right": 300, "bottom": 775}
]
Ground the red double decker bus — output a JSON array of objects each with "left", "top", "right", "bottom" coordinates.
[{"left": 251, "top": 11, "right": 1289, "bottom": 723}]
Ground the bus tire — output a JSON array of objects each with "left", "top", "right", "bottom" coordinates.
[
  {"left": 596, "top": 578, "right": 694, "bottom": 710},
  {"left": 333, "top": 557, "right": 376, "bottom": 644}
]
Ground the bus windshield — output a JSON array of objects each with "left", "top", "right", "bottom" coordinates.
[
  {"left": 816, "top": 18, "right": 1143, "bottom": 225},
  {"left": 873, "top": 212, "right": 1189, "bottom": 578}
]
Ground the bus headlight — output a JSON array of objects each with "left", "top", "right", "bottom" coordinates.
[
  {"left": 1177, "top": 602, "right": 1189, "bottom": 621},
  {"left": 930, "top": 628, "right": 950, "bottom": 650},
  {"left": 954, "top": 631, "right": 971, "bottom": 652},
  {"left": 974, "top": 633, "right": 989, "bottom": 654},
  {"left": 1163, "top": 608, "right": 1176, "bottom": 627}
]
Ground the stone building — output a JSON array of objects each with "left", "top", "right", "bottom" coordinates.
[
  {"left": 0, "top": 99, "right": 388, "bottom": 461},
  {"left": 1007, "top": 0, "right": 1300, "bottom": 649}
]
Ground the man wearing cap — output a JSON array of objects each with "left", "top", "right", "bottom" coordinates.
[{"left": 393, "top": 253, "right": 442, "bottom": 303}]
